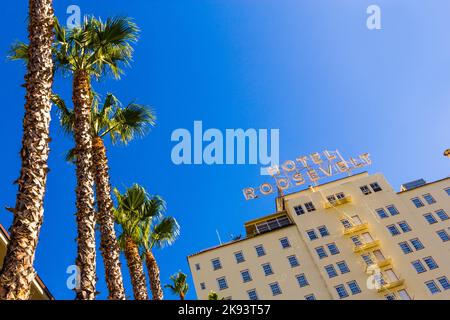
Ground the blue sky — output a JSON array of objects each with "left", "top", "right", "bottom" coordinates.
[{"left": 1, "top": 0, "right": 449, "bottom": 299}]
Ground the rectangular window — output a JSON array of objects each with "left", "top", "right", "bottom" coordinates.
[
  {"left": 376, "top": 208, "right": 389, "bottom": 219},
  {"left": 327, "top": 195, "right": 336, "bottom": 203},
  {"left": 327, "top": 243, "right": 340, "bottom": 255},
  {"left": 423, "top": 194, "right": 436, "bottom": 205},
  {"left": 337, "top": 261, "right": 350, "bottom": 274},
  {"left": 234, "top": 251, "right": 245, "bottom": 264},
  {"left": 385, "top": 293, "right": 396, "bottom": 300},
  {"left": 398, "top": 289, "right": 411, "bottom": 300},
  {"left": 425, "top": 280, "right": 441, "bottom": 295},
  {"left": 262, "top": 263, "right": 274, "bottom": 276},
  {"left": 305, "top": 202, "right": 316, "bottom": 212},
  {"left": 423, "top": 213, "right": 437, "bottom": 224},
  {"left": 387, "top": 205, "right": 399, "bottom": 216},
  {"left": 335, "top": 284, "right": 349, "bottom": 299},
  {"left": 287, "top": 255, "right": 300, "bottom": 268},
  {"left": 296, "top": 274, "right": 309, "bottom": 287},
  {"left": 280, "top": 237, "right": 291, "bottom": 248},
  {"left": 318, "top": 225, "right": 330, "bottom": 237},
  {"left": 304, "top": 294, "right": 316, "bottom": 300},
  {"left": 412, "top": 260, "right": 427, "bottom": 273},
  {"left": 294, "top": 205, "right": 305, "bottom": 215},
  {"left": 435, "top": 209, "right": 449, "bottom": 221},
  {"left": 360, "top": 185, "right": 372, "bottom": 195},
  {"left": 410, "top": 238, "right": 425, "bottom": 250},
  {"left": 306, "top": 229, "right": 318, "bottom": 241},
  {"left": 247, "top": 289, "right": 258, "bottom": 300},
  {"left": 200, "top": 282, "right": 206, "bottom": 290},
  {"left": 212, "top": 258, "right": 222, "bottom": 271},
  {"left": 437, "top": 229, "right": 450, "bottom": 242},
  {"left": 361, "top": 254, "right": 374, "bottom": 266},
  {"left": 445, "top": 188, "right": 450, "bottom": 196},
  {"left": 241, "top": 270, "right": 252, "bottom": 283},
  {"left": 351, "top": 236, "right": 362, "bottom": 246},
  {"left": 423, "top": 256, "right": 439, "bottom": 270},
  {"left": 195, "top": 263, "right": 201, "bottom": 271},
  {"left": 341, "top": 219, "right": 352, "bottom": 229},
  {"left": 336, "top": 192, "right": 345, "bottom": 199},
  {"left": 347, "top": 280, "right": 361, "bottom": 295},
  {"left": 412, "top": 197, "right": 425, "bottom": 208},
  {"left": 399, "top": 241, "right": 413, "bottom": 254},
  {"left": 370, "top": 182, "right": 382, "bottom": 192},
  {"left": 315, "top": 246, "right": 328, "bottom": 259},
  {"left": 387, "top": 224, "right": 401, "bottom": 236},
  {"left": 437, "top": 276, "right": 450, "bottom": 290},
  {"left": 324, "top": 264, "right": 338, "bottom": 278},
  {"left": 269, "top": 282, "right": 282, "bottom": 296},
  {"left": 255, "top": 245, "right": 266, "bottom": 257},
  {"left": 398, "top": 221, "right": 412, "bottom": 233},
  {"left": 217, "top": 277, "right": 228, "bottom": 290}
]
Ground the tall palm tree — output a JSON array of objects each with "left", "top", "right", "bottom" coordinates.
[
  {"left": 165, "top": 271, "right": 189, "bottom": 300},
  {"left": 141, "top": 216, "right": 180, "bottom": 300},
  {"left": 114, "top": 184, "right": 163, "bottom": 300},
  {"left": 53, "top": 93, "right": 155, "bottom": 300},
  {"left": 0, "top": 0, "right": 54, "bottom": 300}
]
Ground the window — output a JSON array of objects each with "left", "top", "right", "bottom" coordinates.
[
  {"left": 436, "top": 209, "right": 449, "bottom": 221},
  {"left": 304, "top": 294, "right": 316, "bottom": 300},
  {"left": 398, "top": 289, "right": 411, "bottom": 300},
  {"left": 370, "top": 182, "right": 382, "bottom": 192},
  {"left": 437, "top": 276, "right": 450, "bottom": 290},
  {"left": 288, "top": 255, "right": 300, "bottom": 268},
  {"left": 425, "top": 280, "right": 441, "bottom": 295},
  {"left": 325, "top": 264, "right": 338, "bottom": 278},
  {"left": 269, "top": 282, "right": 282, "bottom": 296},
  {"left": 212, "top": 258, "right": 222, "bottom": 271},
  {"left": 200, "top": 282, "right": 206, "bottom": 290},
  {"left": 387, "top": 205, "right": 399, "bottom": 216},
  {"left": 423, "top": 256, "right": 439, "bottom": 270},
  {"left": 347, "top": 280, "right": 361, "bottom": 295},
  {"left": 336, "top": 192, "right": 345, "bottom": 199},
  {"left": 376, "top": 208, "right": 389, "bottom": 219},
  {"left": 351, "top": 236, "right": 362, "bottom": 246},
  {"left": 387, "top": 224, "right": 401, "bottom": 236},
  {"left": 410, "top": 238, "right": 424, "bottom": 250},
  {"left": 412, "top": 197, "right": 424, "bottom": 208},
  {"left": 335, "top": 284, "right": 349, "bottom": 299},
  {"left": 445, "top": 188, "right": 450, "bottom": 196},
  {"left": 318, "top": 225, "right": 330, "bottom": 237},
  {"left": 361, "top": 254, "right": 374, "bottom": 266},
  {"left": 327, "top": 195, "right": 336, "bottom": 203},
  {"left": 195, "top": 263, "right": 201, "bottom": 271},
  {"left": 306, "top": 229, "right": 318, "bottom": 241},
  {"left": 423, "top": 194, "right": 436, "bottom": 205},
  {"left": 437, "top": 229, "right": 450, "bottom": 242},
  {"left": 217, "top": 277, "right": 228, "bottom": 290},
  {"left": 224, "top": 296, "right": 232, "bottom": 300},
  {"left": 305, "top": 202, "right": 316, "bottom": 212},
  {"left": 327, "top": 243, "right": 340, "bottom": 255},
  {"left": 234, "top": 251, "right": 245, "bottom": 264},
  {"left": 315, "top": 246, "right": 328, "bottom": 259},
  {"left": 412, "top": 260, "right": 427, "bottom": 273},
  {"left": 399, "top": 242, "right": 413, "bottom": 254},
  {"left": 255, "top": 245, "right": 266, "bottom": 257},
  {"left": 398, "top": 221, "right": 412, "bottom": 233},
  {"left": 280, "top": 237, "right": 291, "bottom": 248},
  {"left": 337, "top": 261, "right": 350, "bottom": 274},
  {"left": 360, "top": 185, "right": 372, "bottom": 195},
  {"left": 296, "top": 274, "right": 309, "bottom": 287},
  {"left": 385, "top": 293, "right": 396, "bottom": 300},
  {"left": 247, "top": 289, "right": 258, "bottom": 300},
  {"left": 262, "top": 263, "right": 274, "bottom": 276},
  {"left": 294, "top": 205, "right": 305, "bottom": 215},
  {"left": 341, "top": 219, "right": 352, "bottom": 229},
  {"left": 241, "top": 270, "right": 252, "bottom": 283},
  {"left": 423, "top": 213, "right": 437, "bottom": 224}
]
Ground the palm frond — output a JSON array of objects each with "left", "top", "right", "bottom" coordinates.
[{"left": 9, "top": 42, "right": 29, "bottom": 63}]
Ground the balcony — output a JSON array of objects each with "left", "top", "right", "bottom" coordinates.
[
  {"left": 377, "top": 279, "right": 405, "bottom": 292},
  {"left": 353, "top": 240, "right": 380, "bottom": 253},
  {"left": 365, "top": 258, "right": 392, "bottom": 273},
  {"left": 323, "top": 195, "right": 352, "bottom": 209},
  {"left": 343, "top": 223, "right": 369, "bottom": 236}
]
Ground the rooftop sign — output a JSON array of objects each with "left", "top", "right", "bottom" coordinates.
[{"left": 243, "top": 150, "right": 371, "bottom": 200}]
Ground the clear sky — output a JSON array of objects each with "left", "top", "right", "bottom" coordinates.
[{"left": 1, "top": 0, "right": 449, "bottom": 299}]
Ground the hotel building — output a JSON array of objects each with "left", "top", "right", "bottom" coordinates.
[{"left": 188, "top": 172, "right": 450, "bottom": 300}]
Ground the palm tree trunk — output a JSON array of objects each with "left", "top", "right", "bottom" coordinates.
[
  {"left": 124, "top": 236, "right": 148, "bottom": 300},
  {"left": 92, "top": 137, "right": 125, "bottom": 300},
  {"left": 0, "top": 0, "right": 54, "bottom": 300},
  {"left": 145, "top": 250, "right": 163, "bottom": 300},
  {"left": 180, "top": 292, "right": 185, "bottom": 300},
  {"left": 72, "top": 71, "right": 96, "bottom": 300}
]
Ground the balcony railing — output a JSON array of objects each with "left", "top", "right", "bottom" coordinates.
[
  {"left": 377, "top": 279, "right": 405, "bottom": 292},
  {"left": 365, "top": 258, "right": 392, "bottom": 274},
  {"left": 323, "top": 195, "right": 352, "bottom": 209},
  {"left": 343, "top": 222, "right": 369, "bottom": 235},
  {"left": 353, "top": 240, "right": 380, "bottom": 253}
]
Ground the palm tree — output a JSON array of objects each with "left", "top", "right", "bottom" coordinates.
[
  {"left": 141, "top": 216, "right": 180, "bottom": 300},
  {"left": 114, "top": 184, "right": 163, "bottom": 300},
  {"left": 0, "top": 0, "right": 54, "bottom": 300},
  {"left": 208, "top": 291, "right": 223, "bottom": 300},
  {"left": 53, "top": 93, "right": 155, "bottom": 299},
  {"left": 165, "top": 271, "right": 189, "bottom": 300}
]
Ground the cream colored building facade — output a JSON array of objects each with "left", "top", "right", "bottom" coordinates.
[{"left": 188, "top": 172, "right": 450, "bottom": 300}]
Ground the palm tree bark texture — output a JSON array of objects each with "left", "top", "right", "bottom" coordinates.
[
  {"left": 72, "top": 71, "right": 97, "bottom": 300},
  {"left": 92, "top": 137, "right": 126, "bottom": 300},
  {"left": 145, "top": 250, "right": 164, "bottom": 300},
  {"left": 124, "top": 236, "right": 149, "bottom": 300},
  {"left": 0, "top": 0, "right": 54, "bottom": 300}
]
